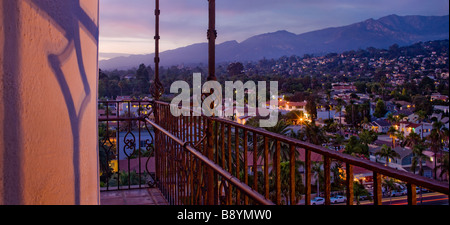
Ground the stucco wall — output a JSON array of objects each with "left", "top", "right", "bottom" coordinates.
[{"left": 0, "top": 0, "right": 99, "bottom": 205}]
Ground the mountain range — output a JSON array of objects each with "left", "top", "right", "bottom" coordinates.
[{"left": 99, "top": 14, "right": 449, "bottom": 70}]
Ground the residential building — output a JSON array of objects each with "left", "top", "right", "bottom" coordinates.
[
  {"left": 392, "top": 100, "right": 415, "bottom": 111},
  {"left": 433, "top": 105, "right": 449, "bottom": 114},
  {"left": 431, "top": 93, "right": 449, "bottom": 102},
  {"left": 366, "top": 119, "right": 391, "bottom": 133},
  {"left": 331, "top": 82, "right": 357, "bottom": 93},
  {"left": 369, "top": 146, "right": 431, "bottom": 176},
  {"left": 277, "top": 100, "right": 307, "bottom": 113},
  {"left": 393, "top": 121, "right": 433, "bottom": 138}
]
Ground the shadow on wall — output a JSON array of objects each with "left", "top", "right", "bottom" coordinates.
[
  {"left": 1, "top": 0, "right": 98, "bottom": 204},
  {"left": 2, "top": 0, "right": 22, "bottom": 205}
]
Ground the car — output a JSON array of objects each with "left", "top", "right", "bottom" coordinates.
[
  {"left": 359, "top": 193, "right": 373, "bottom": 201},
  {"left": 359, "top": 194, "right": 373, "bottom": 201},
  {"left": 330, "top": 195, "right": 347, "bottom": 204},
  {"left": 390, "top": 190, "right": 404, "bottom": 197},
  {"left": 311, "top": 197, "right": 325, "bottom": 205},
  {"left": 416, "top": 187, "right": 431, "bottom": 194},
  {"left": 400, "top": 188, "right": 408, "bottom": 195}
]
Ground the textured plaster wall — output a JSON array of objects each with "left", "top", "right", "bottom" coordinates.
[{"left": 0, "top": 0, "right": 99, "bottom": 205}]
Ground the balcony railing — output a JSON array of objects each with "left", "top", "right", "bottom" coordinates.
[
  {"left": 99, "top": 100, "right": 449, "bottom": 205},
  {"left": 98, "top": 100, "right": 156, "bottom": 191}
]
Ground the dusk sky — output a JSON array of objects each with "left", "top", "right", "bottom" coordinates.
[{"left": 99, "top": 0, "right": 449, "bottom": 60}]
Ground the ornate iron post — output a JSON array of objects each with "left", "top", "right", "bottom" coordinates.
[
  {"left": 207, "top": 0, "right": 217, "bottom": 82},
  {"left": 151, "top": 0, "right": 163, "bottom": 189},
  {"left": 206, "top": 0, "right": 217, "bottom": 205},
  {"left": 152, "top": 0, "right": 163, "bottom": 99}
]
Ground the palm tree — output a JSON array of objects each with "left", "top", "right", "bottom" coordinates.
[
  {"left": 291, "top": 120, "right": 328, "bottom": 146},
  {"left": 427, "top": 121, "right": 446, "bottom": 180},
  {"left": 397, "top": 113, "right": 407, "bottom": 122},
  {"left": 427, "top": 128, "right": 443, "bottom": 180},
  {"left": 331, "top": 134, "right": 345, "bottom": 151},
  {"left": 331, "top": 163, "right": 344, "bottom": 192},
  {"left": 432, "top": 121, "right": 446, "bottom": 138},
  {"left": 387, "top": 126, "right": 398, "bottom": 148},
  {"left": 407, "top": 134, "right": 428, "bottom": 203},
  {"left": 118, "top": 80, "right": 125, "bottom": 96},
  {"left": 302, "top": 121, "right": 328, "bottom": 146},
  {"left": 324, "top": 120, "right": 340, "bottom": 133},
  {"left": 343, "top": 130, "right": 377, "bottom": 159},
  {"left": 386, "top": 112, "right": 398, "bottom": 124},
  {"left": 264, "top": 118, "right": 292, "bottom": 136},
  {"left": 284, "top": 110, "right": 304, "bottom": 125},
  {"left": 375, "top": 144, "right": 400, "bottom": 167},
  {"left": 359, "top": 130, "right": 378, "bottom": 148},
  {"left": 412, "top": 144, "right": 429, "bottom": 204},
  {"left": 336, "top": 98, "right": 345, "bottom": 135},
  {"left": 335, "top": 104, "right": 343, "bottom": 134},
  {"left": 312, "top": 161, "right": 323, "bottom": 197},
  {"left": 361, "top": 116, "right": 371, "bottom": 131},
  {"left": 437, "top": 152, "right": 449, "bottom": 181},
  {"left": 256, "top": 119, "right": 293, "bottom": 161},
  {"left": 326, "top": 89, "right": 332, "bottom": 120},
  {"left": 279, "top": 161, "right": 304, "bottom": 204},
  {"left": 379, "top": 78, "right": 386, "bottom": 100},
  {"left": 350, "top": 99, "right": 356, "bottom": 129},
  {"left": 395, "top": 131, "right": 405, "bottom": 147},
  {"left": 344, "top": 136, "right": 369, "bottom": 158},
  {"left": 415, "top": 110, "right": 427, "bottom": 139},
  {"left": 404, "top": 132, "right": 421, "bottom": 149},
  {"left": 353, "top": 181, "right": 372, "bottom": 205},
  {"left": 382, "top": 177, "right": 400, "bottom": 204},
  {"left": 432, "top": 121, "right": 446, "bottom": 145},
  {"left": 410, "top": 142, "right": 428, "bottom": 176}
]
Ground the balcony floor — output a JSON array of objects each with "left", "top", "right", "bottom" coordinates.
[{"left": 100, "top": 188, "right": 169, "bottom": 205}]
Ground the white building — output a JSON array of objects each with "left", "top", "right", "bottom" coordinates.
[
  {"left": 433, "top": 105, "right": 449, "bottom": 114},
  {"left": 393, "top": 122, "right": 433, "bottom": 138}
]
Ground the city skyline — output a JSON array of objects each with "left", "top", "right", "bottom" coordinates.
[{"left": 99, "top": 0, "right": 449, "bottom": 59}]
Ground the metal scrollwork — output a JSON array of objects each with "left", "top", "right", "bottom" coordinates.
[
  {"left": 143, "top": 121, "right": 156, "bottom": 187},
  {"left": 151, "top": 80, "right": 164, "bottom": 101},
  {"left": 122, "top": 128, "right": 136, "bottom": 159},
  {"left": 99, "top": 125, "right": 115, "bottom": 188}
]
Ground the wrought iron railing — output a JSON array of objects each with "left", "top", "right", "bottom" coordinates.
[
  {"left": 98, "top": 100, "right": 449, "bottom": 205},
  {"left": 98, "top": 100, "right": 156, "bottom": 191},
  {"left": 97, "top": 0, "right": 448, "bottom": 206},
  {"left": 149, "top": 101, "right": 449, "bottom": 205}
]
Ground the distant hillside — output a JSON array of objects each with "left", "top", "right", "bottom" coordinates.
[{"left": 99, "top": 14, "right": 449, "bottom": 70}]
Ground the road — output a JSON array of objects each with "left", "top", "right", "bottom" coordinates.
[
  {"left": 331, "top": 192, "right": 448, "bottom": 205},
  {"left": 356, "top": 192, "right": 449, "bottom": 205}
]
